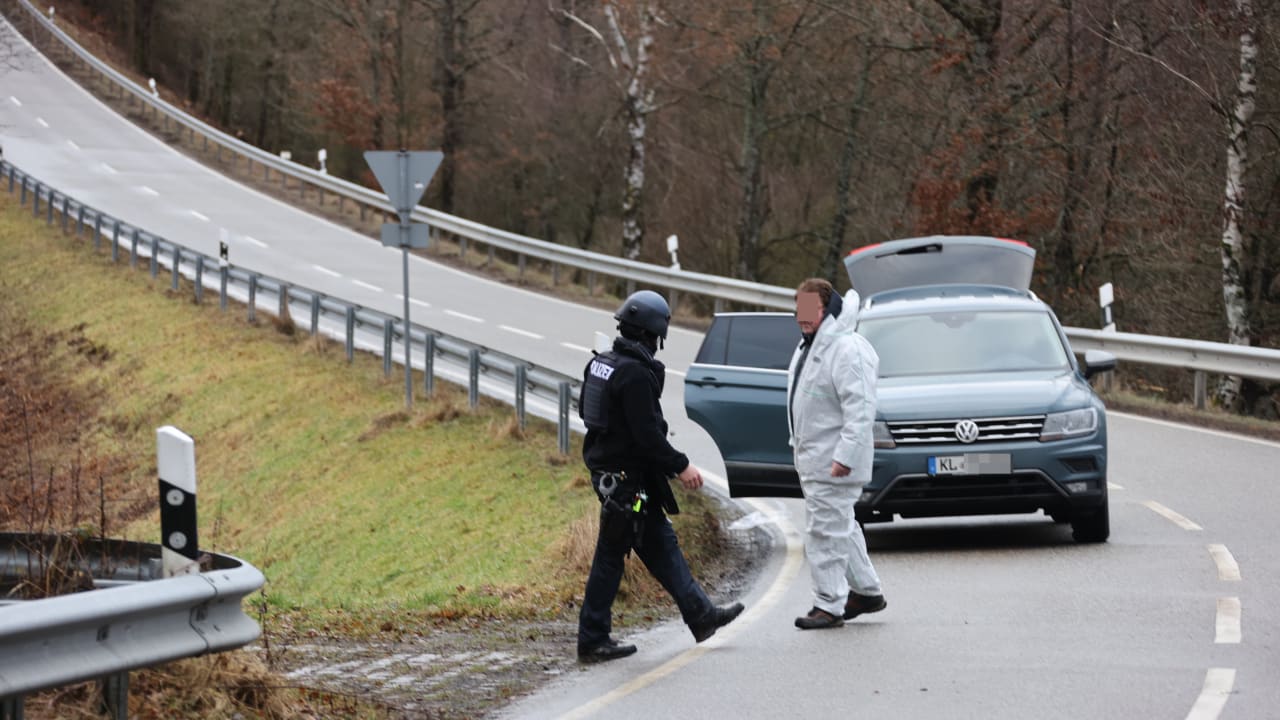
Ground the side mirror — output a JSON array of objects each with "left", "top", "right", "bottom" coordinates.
[{"left": 1082, "top": 349, "right": 1117, "bottom": 380}]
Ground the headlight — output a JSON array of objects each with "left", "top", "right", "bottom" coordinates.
[
  {"left": 873, "top": 421, "right": 895, "bottom": 448},
  {"left": 1040, "top": 408, "right": 1097, "bottom": 441}
]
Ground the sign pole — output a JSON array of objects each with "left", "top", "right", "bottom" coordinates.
[{"left": 363, "top": 149, "right": 443, "bottom": 411}]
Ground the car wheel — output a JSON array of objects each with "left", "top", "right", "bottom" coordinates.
[{"left": 1071, "top": 499, "right": 1110, "bottom": 543}]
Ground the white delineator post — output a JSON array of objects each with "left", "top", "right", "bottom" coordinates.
[
  {"left": 1098, "top": 283, "right": 1116, "bottom": 392},
  {"left": 157, "top": 426, "right": 199, "bottom": 577}
]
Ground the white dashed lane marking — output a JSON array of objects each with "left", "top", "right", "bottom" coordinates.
[
  {"left": 66, "top": 139, "right": 80, "bottom": 151},
  {"left": 1186, "top": 668, "right": 1235, "bottom": 720},
  {"left": 1208, "top": 545, "right": 1241, "bottom": 581},
  {"left": 352, "top": 279, "right": 384, "bottom": 293},
  {"left": 667, "top": 369, "right": 686, "bottom": 377},
  {"left": 35, "top": 116, "right": 47, "bottom": 127},
  {"left": 312, "top": 265, "right": 341, "bottom": 278},
  {"left": 99, "top": 163, "right": 117, "bottom": 174},
  {"left": 8, "top": 96, "right": 20, "bottom": 106},
  {"left": 499, "top": 324, "right": 542, "bottom": 340},
  {"left": 190, "top": 210, "right": 210, "bottom": 222},
  {"left": 242, "top": 235, "right": 268, "bottom": 249},
  {"left": 138, "top": 186, "right": 159, "bottom": 197},
  {"left": 1215, "top": 597, "right": 1241, "bottom": 644},
  {"left": 445, "top": 310, "right": 483, "bottom": 323},
  {"left": 1141, "top": 500, "right": 1203, "bottom": 531},
  {"left": 1107, "top": 482, "right": 1124, "bottom": 490},
  {"left": 394, "top": 294, "right": 431, "bottom": 309}
]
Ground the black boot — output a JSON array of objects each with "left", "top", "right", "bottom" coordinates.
[
  {"left": 577, "top": 637, "right": 637, "bottom": 663},
  {"left": 690, "top": 602, "right": 745, "bottom": 643}
]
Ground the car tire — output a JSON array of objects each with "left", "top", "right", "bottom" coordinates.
[{"left": 1070, "top": 499, "right": 1110, "bottom": 543}]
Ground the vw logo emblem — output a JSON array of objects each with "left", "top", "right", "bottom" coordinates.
[{"left": 954, "top": 419, "right": 980, "bottom": 444}]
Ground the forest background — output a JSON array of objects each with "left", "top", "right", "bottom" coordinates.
[{"left": 50, "top": 0, "right": 1280, "bottom": 414}]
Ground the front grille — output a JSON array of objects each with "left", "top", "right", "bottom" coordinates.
[{"left": 887, "top": 415, "right": 1044, "bottom": 445}]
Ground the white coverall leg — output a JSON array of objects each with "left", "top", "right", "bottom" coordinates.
[{"left": 800, "top": 475, "right": 881, "bottom": 617}]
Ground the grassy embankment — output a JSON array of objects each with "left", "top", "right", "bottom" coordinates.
[{"left": 0, "top": 191, "right": 729, "bottom": 626}]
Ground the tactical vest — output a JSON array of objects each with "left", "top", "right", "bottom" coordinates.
[{"left": 580, "top": 351, "right": 621, "bottom": 431}]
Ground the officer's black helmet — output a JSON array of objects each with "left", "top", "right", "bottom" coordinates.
[{"left": 614, "top": 290, "right": 671, "bottom": 339}]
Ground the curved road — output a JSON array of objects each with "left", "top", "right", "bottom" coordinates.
[{"left": 2, "top": 18, "right": 1277, "bottom": 719}]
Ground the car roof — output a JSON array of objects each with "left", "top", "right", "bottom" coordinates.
[{"left": 860, "top": 285, "right": 1048, "bottom": 319}]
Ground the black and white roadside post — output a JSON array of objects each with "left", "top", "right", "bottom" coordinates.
[
  {"left": 363, "top": 150, "right": 443, "bottom": 410},
  {"left": 1099, "top": 282, "right": 1116, "bottom": 392},
  {"left": 157, "top": 426, "right": 199, "bottom": 578}
]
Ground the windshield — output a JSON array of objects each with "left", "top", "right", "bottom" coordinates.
[{"left": 857, "top": 310, "right": 1070, "bottom": 377}]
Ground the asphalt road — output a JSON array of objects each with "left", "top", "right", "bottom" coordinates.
[{"left": 2, "top": 16, "right": 1276, "bottom": 720}]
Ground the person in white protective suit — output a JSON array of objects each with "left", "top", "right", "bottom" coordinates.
[{"left": 787, "top": 277, "right": 887, "bottom": 630}]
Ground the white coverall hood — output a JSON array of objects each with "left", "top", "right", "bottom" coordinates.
[{"left": 785, "top": 288, "right": 879, "bottom": 482}]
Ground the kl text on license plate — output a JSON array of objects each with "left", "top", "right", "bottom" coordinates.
[{"left": 928, "top": 453, "right": 1012, "bottom": 476}]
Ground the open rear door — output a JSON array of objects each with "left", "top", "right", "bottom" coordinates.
[{"left": 845, "top": 236, "right": 1035, "bottom": 297}]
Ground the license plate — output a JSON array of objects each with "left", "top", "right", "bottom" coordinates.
[{"left": 928, "top": 453, "right": 1012, "bottom": 476}]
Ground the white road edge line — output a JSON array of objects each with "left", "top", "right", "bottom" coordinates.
[
  {"left": 444, "top": 310, "right": 483, "bottom": 323},
  {"left": 66, "top": 139, "right": 80, "bottom": 151},
  {"left": 1112, "top": 410, "right": 1280, "bottom": 449},
  {"left": 99, "top": 163, "right": 117, "bottom": 174},
  {"left": 1107, "top": 482, "right": 1125, "bottom": 491},
  {"left": 1215, "top": 597, "right": 1241, "bottom": 644},
  {"left": 242, "top": 235, "right": 268, "bottom": 248},
  {"left": 352, "top": 280, "right": 384, "bottom": 293},
  {"left": 498, "top": 324, "right": 542, "bottom": 340},
  {"left": 35, "top": 116, "right": 48, "bottom": 127},
  {"left": 312, "top": 265, "right": 341, "bottom": 278},
  {"left": 560, "top": 342, "right": 591, "bottom": 353},
  {"left": 666, "top": 368, "right": 686, "bottom": 378},
  {"left": 1142, "top": 500, "right": 1203, "bottom": 531},
  {"left": 1185, "top": 668, "right": 1235, "bottom": 720},
  {"left": 138, "top": 186, "right": 159, "bottom": 197},
  {"left": 1208, "top": 544, "right": 1241, "bottom": 581},
  {"left": 559, "top": 472, "right": 803, "bottom": 720}
]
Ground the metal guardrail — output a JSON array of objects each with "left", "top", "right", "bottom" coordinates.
[
  {"left": 8, "top": 0, "right": 1280, "bottom": 396},
  {"left": 0, "top": 532, "right": 264, "bottom": 714},
  {"left": 2, "top": 160, "right": 584, "bottom": 451}
]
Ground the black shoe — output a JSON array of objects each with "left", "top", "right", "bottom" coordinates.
[
  {"left": 691, "top": 602, "right": 745, "bottom": 643},
  {"left": 577, "top": 637, "right": 637, "bottom": 664},
  {"left": 794, "top": 607, "right": 844, "bottom": 630},
  {"left": 843, "top": 592, "right": 887, "bottom": 620}
]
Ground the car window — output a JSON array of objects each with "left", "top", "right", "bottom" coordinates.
[
  {"left": 695, "top": 317, "right": 731, "bottom": 365},
  {"left": 857, "top": 309, "right": 1069, "bottom": 377},
  {"left": 724, "top": 316, "right": 800, "bottom": 370}
]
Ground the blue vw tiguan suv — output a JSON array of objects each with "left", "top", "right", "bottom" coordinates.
[{"left": 684, "top": 236, "right": 1117, "bottom": 542}]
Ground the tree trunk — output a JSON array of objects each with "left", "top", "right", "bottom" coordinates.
[
  {"left": 1217, "top": 0, "right": 1258, "bottom": 407},
  {"left": 436, "top": 0, "right": 463, "bottom": 214},
  {"left": 825, "top": 56, "right": 872, "bottom": 285},
  {"left": 606, "top": 1, "right": 655, "bottom": 263}
]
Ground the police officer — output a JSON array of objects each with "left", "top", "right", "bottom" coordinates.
[{"left": 577, "top": 290, "right": 744, "bottom": 663}]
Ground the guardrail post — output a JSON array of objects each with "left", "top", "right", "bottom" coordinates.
[
  {"left": 345, "top": 307, "right": 356, "bottom": 362},
  {"left": 45, "top": 189, "right": 53, "bottom": 224},
  {"left": 515, "top": 365, "right": 527, "bottom": 431},
  {"left": 309, "top": 294, "right": 321, "bottom": 335},
  {"left": 194, "top": 256, "right": 205, "bottom": 304},
  {"left": 93, "top": 214, "right": 103, "bottom": 251},
  {"left": 6, "top": 165, "right": 13, "bottom": 192},
  {"left": 100, "top": 672, "right": 128, "bottom": 720},
  {"left": 1194, "top": 370, "right": 1207, "bottom": 410},
  {"left": 518, "top": 253, "right": 526, "bottom": 280},
  {"left": 424, "top": 333, "right": 436, "bottom": 397},
  {"left": 247, "top": 275, "right": 258, "bottom": 322},
  {"left": 111, "top": 221, "right": 121, "bottom": 262},
  {"left": 558, "top": 381, "right": 571, "bottom": 454},
  {"left": 76, "top": 205, "right": 84, "bottom": 235},
  {"left": 19, "top": 176, "right": 26, "bottom": 205},
  {"left": 219, "top": 265, "right": 229, "bottom": 311},
  {"left": 468, "top": 349, "right": 481, "bottom": 408},
  {"left": 714, "top": 297, "right": 724, "bottom": 314},
  {"left": 60, "top": 196, "right": 69, "bottom": 232},
  {"left": 149, "top": 237, "right": 159, "bottom": 278},
  {"left": 130, "top": 228, "right": 140, "bottom": 268},
  {"left": 588, "top": 271, "right": 596, "bottom": 296},
  {"left": 625, "top": 279, "right": 635, "bottom": 296},
  {"left": 32, "top": 182, "right": 40, "bottom": 216},
  {"left": 552, "top": 262, "right": 560, "bottom": 286},
  {"left": 171, "top": 247, "right": 182, "bottom": 290},
  {"left": 459, "top": 236, "right": 468, "bottom": 257},
  {"left": 2, "top": 694, "right": 24, "bottom": 719},
  {"left": 486, "top": 245, "right": 494, "bottom": 268},
  {"left": 278, "top": 283, "right": 291, "bottom": 320},
  {"left": 382, "top": 319, "right": 394, "bottom": 376}
]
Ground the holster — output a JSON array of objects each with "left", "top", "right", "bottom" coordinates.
[{"left": 592, "top": 470, "right": 647, "bottom": 550}]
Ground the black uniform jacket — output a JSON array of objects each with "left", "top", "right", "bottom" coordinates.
[{"left": 580, "top": 337, "right": 688, "bottom": 515}]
